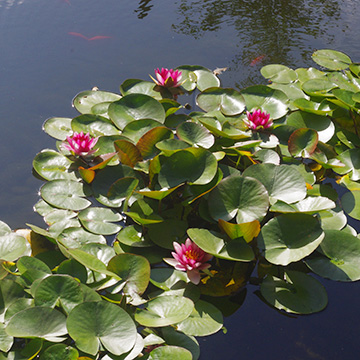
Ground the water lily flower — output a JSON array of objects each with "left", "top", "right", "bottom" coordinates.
[
  {"left": 63, "top": 131, "right": 98, "bottom": 156},
  {"left": 151, "top": 68, "right": 182, "bottom": 87},
  {"left": 244, "top": 109, "right": 273, "bottom": 130},
  {"left": 164, "top": 238, "right": 212, "bottom": 284}
]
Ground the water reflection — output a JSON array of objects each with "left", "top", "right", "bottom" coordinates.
[
  {"left": 134, "top": 0, "right": 153, "bottom": 19},
  {"left": 172, "top": 0, "right": 345, "bottom": 86},
  {"left": 0, "top": 0, "right": 24, "bottom": 9}
]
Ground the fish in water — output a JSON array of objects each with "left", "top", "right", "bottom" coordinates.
[
  {"left": 250, "top": 54, "right": 266, "bottom": 66},
  {"left": 213, "top": 67, "right": 228, "bottom": 75},
  {"left": 68, "top": 32, "right": 111, "bottom": 41}
]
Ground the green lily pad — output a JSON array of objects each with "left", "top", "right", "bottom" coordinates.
[
  {"left": 187, "top": 228, "right": 254, "bottom": 261},
  {"left": 243, "top": 163, "right": 306, "bottom": 205},
  {"left": 208, "top": 175, "right": 269, "bottom": 223},
  {"left": 73, "top": 90, "right": 121, "bottom": 114},
  {"left": 78, "top": 207, "right": 122, "bottom": 235},
  {"left": 147, "top": 220, "right": 188, "bottom": 249},
  {"left": 39, "top": 344, "right": 79, "bottom": 360},
  {"left": 134, "top": 296, "right": 194, "bottom": 327},
  {"left": 196, "top": 88, "right": 246, "bottom": 116},
  {"left": 293, "top": 98, "right": 335, "bottom": 115},
  {"left": 71, "top": 114, "right": 121, "bottom": 136},
  {"left": 33, "top": 150, "right": 77, "bottom": 181},
  {"left": 40, "top": 180, "right": 92, "bottom": 211},
  {"left": 341, "top": 190, "right": 360, "bottom": 220},
  {"left": 92, "top": 164, "right": 142, "bottom": 207},
  {"left": 58, "top": 227, "right": 106, "bottom": 248},
  {"left": 121, "top": 119, "right": 164, "bottom": 143},
  {"left": 270, "top": 196, "right": 335, "bottom": 214},
  {"left": 150, "top": 268, "right": 190, "bottom": 290},
  {"left": 0, "top": 232, "right": 29, "bottom": 262},
  {"left": 120, "top": 79, "right": 161, "bottom": 99},
  {"left": 176, "top": 300, "right": 223, "bottom": 336},
  {"left": 108, "top": 94, "right": 165, "bottom": 130},
  {"left": 335, "top": 149, "right": 360, "bottom": 181},
  {"left": 158, "top": 148, "right": 218, "bottom": 188},
  {"left": 176, "top": 121, "right": 215, "bottom": 149},
  {"left": 312, "top": 49, "right": 351, "bottom": 70},
  {"left": 43, "top": 117, "right": 72, "bottom": 140},
  {"left": 107, "top": 254, "right": 150, "bottom": 296},
  {"left": 240, "top": 85, "right": 289, "bottom": 119},
  {"left": 258, "top": 213, "right": 324, "bottom": 265},
  {"left": 34, "top": 275, "right": 83, "bottom": 314},
  {"left": 148, "top": 346, "right": 193, "bottom": 360},
  {"left": 161, "top": 327, "right": 200, "bottom": 360},
  {"left": 261, "top": 64, "right": 297, "bottom": 84},
  {"left": 176, "top": 65, "right": 220, "bottom": 92},
  {"left": 286, "top": 111, "right": 335, "bottom": 143},
  {"left": 6, "top": 307, "right": 67, "bottom": 341},
  {"left": 260, "top": 270, "right": 328, "bottom": 314},
  {"left": 0, "top": 323, "right": 12, "bottom": 352},
  {"left": 306, "top": 230, "right": 360, "bottom": 281},
  {"left": 67, "top": 301, "right": 137, "bottom": 356}
]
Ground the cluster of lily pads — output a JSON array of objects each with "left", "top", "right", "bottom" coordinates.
[{"left": 1, "top": 49, "right": 360, "bottom": 359}]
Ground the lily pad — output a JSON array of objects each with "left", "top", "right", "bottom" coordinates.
[
  {"left": 176, "top": 121, "right": 215, "bottom": 149},
  {"left": 260, "top": 270, "right": 328, "bottom": 314},
  {"left": 71, "top": 114, "right": 121, "bottom": 136},
  {"left": 40, "top": 180, "right": 92, "bottom": 211},
  {"left": 258, "top": 213, "right": 324, "bottom": 265},
  {"left": 176, "top": 300, "right": 223, "bottom": 336},
  {"left": 43, "top": 117, "right": 72, "bottom": 140},
  {"left": 73, "top": 90, "right": 121, "bottom": 114},
  {"left": 187, "top": 228, "right": 254, "bottom": 262},
  {"left": 243, "top": 163, "right": 306, "bottom": 205},
  {"left": 208, "top": 175, "right": 269, "bottom": 223},
  {"left": 67, "top": 301, "right": 137, "bottom": 356},
  {"left": 306, "top": 230, "right": 360, "bottom": 281},
  {"left": 312, "top": 49, "right": 351, "bottom": 70},
  {"left": 78, "top": 207, "right": 122, "bottom": 235},
  {"left": 134, "top": 296, "right": 194, "bottom": 327},
  {"left": 341, "top": 190, "right": 360, "bottom": 220}
]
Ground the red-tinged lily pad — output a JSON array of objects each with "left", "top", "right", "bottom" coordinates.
[
  {"left": 114, "top": 139, "right": 143, "bottom": 167},
  {"left": 288, "top": 128, "right": 318, "bottom": 158},
  {"left": 136, "top": 126, "right": 173, "bottom": 159}
]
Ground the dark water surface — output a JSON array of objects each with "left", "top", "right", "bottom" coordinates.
[{"left": 1, "top": 1, "right": 360, "bottom": 359}]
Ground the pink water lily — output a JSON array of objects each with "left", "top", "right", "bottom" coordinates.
[
  {"left": 63, "top": 131, "right": 98, "bottom": 156},
  {"left": 164, "top": 238, "right": 212, "bottom": 284},
  {"left": 244, "top": 109, "right": 273, "bottom": 130},
  {"left": 151, "top": 68, "right": 182, "bottom": 87}
]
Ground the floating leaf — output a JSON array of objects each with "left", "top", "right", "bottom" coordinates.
[
  {"left": 43, "top": 117, "right": 72, "bottom": 140},
  {"left": 34, "top": 275, "right": 83, "bottom": 314},
  {"left": 243, "top": 163, "right": 306, "bottom": 205},
  {"left": 208, "top": 175, "right": 269, "bottom": 223},
  {"left": 176, "top": 65, "right": 220, "bottom": 92},
  {"left": 114, "top": 140, "right": 142, "bottom": 168},
  {"left": 121, "top": 119, "right": 164, "bottom": 143},
  {"left": 258, "top": 213, "right": 324, "bottom": 265},
  {"left": 137, "top": 126, "right": 173, "bottom": 159},
  {"left": 260, "top": 270, "right": 328, "bottom": 314},
  {"left": 261, "top": 64, "right": 297, "bottom": 84},
  {"left": 240, "top": 85, "right": 289, "bottom": 119},
  {"left": 270, "top": 196, "right": 335, "bottom": 214},
  {"left": 6, "top": 307, "right": 67, "bottom": 341},
  {"left": 71, "top": 114, "right": 120, "bottom": 136},
  {"left": 67, "top": 301, "right": 137, "bottom": 356},
  {"left": 335, "top": 148, "right": 360, "bottom": 181},
  {"left": 176, "top": 300, "right": 223, "bottom": 336},
  {"left": 78, "top": 207, "right": 122, "bottom": 235},
  {"left": 312, "top": 49, "right": 351, "bottom": 70},
  {"left": 218, "top": 219, "right": 260, "bottom": 243},
  {"left": 147, "top": 220, "right": 188, "bottom": 249},
  {"left": 187, "top": 228, "right": 254, "bottom": 262},
  {"left": 108, "top": 94, "right": 165, "bottom": 130},
  {"left": 148, "top": 346, "right": 192, "bottom": 360},
  {"left": 306, "top": 230, "right": 360, "bottom": 281},
  {"left": 33, "top": 150, "right": 77, "bottom": 181},
  {"left": 288, "top": 128, "right": 318, "bottom": 157},
  {"left": 158, "top": 148, "right": 218, "bottom": 188},
  {"left": 341, "top": 189, "right": 360, "bottom": 220},
  {"left": 39, "top": 344, "right": 79, "bottom": 360},
  {"left": 0, "top": 232, "right": 29, "bottom": 262},
  {"left": 197, "top": 88, "right": 246, "bottom": 116},
  {"left": 40, "top": 180, "right": 92, "bottom": 211},
  {"left": 134, "top": 296, "right": 194, "bottom": 327},
  {"left": 73, "top": 90, "right": 121, "bottom": 114},
  {"left": 176, "top": 122, "right": 215, "bottom": 149}
]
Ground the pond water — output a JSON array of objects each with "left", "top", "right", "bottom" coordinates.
[{"left": 1, "top": 0, "right": 360, "bottom": 358}]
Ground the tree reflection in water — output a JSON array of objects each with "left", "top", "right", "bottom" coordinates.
[{"left": 171, "top": 0, "right": 345, "bottom": 87}]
